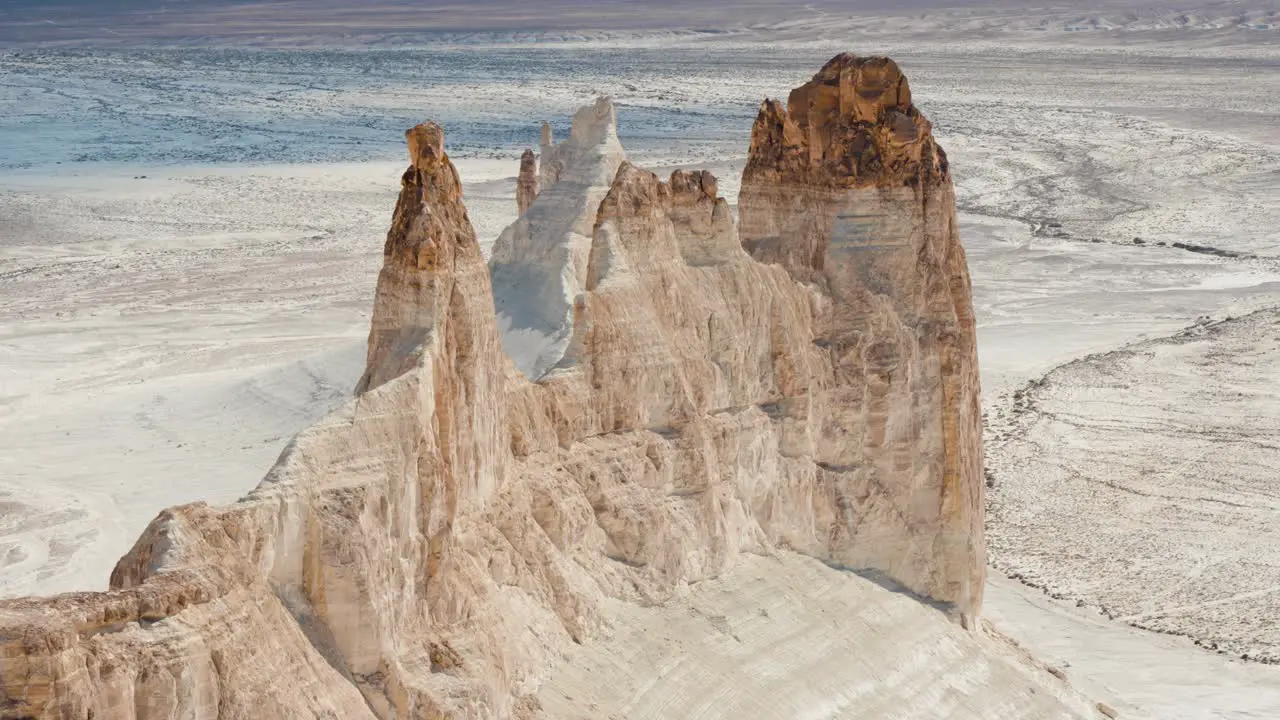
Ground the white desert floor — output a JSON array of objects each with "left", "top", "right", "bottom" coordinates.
[
  {"left": 987, "top": 310, "right": 1280, "bottom": 664},
  {"left": 539, "top": 553, "right": 1100, "bottom": 720},
  {"left": 3, "top": 11, "right": 1280, "bottom": 719}
]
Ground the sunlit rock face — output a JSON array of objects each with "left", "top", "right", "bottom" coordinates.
[
  {"left": 0, "top": 55, "right": 990, "bottom": 720},
  {"left": 739, "top": 53, "right": 985, "bottom": 618}
]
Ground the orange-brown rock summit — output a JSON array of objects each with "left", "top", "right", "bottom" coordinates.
[
  {"left": 746, "top": 54, "right": 943, "bottom": 190},
  {"left": 0, "top": 55, "right": 1017, "bottom": 720}
]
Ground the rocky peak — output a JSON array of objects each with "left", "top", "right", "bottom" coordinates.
[
  {"left": 745, "top": 54, "right": 946, "bottom": 197},
  {"left": 516, "top": 148, "right": 538, "bottom": 216},
  {"left": 739, "top": 53, "right": 985, "bottom": 620},
  {"left": 572, "top": 96, "right": 617, "bottom": 144},
  {"left": 406, "top": 121, "right": 445, "bottom": 168},
  {"left": 489, "top": 97, "right": 627, "bottom": 380},
  {"left": 595, "top": 166, "right": 741, "bottom": 269},
  {"left": 665, "top": 169, "right": 741, "bottom": 266},
  {"left": 357, "top": 122, "right": 490, "bottom": 395},
  {"left": 542, "top": 96, "right": 620, "bottom": 190},
  {"left": 537, "top": 121, "right": 558, "bottom": 188}
]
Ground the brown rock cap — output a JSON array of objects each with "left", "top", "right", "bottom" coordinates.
[{"left": 745, "top": 53, "right": 948, "bottom": 190}]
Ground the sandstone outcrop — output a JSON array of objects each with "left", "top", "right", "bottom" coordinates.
[
  {"left": 537, "top": 121, "right": 560, "bottom": 190},
  {"left": 0, "top": 55, "right": 995, "bottom": 719}
]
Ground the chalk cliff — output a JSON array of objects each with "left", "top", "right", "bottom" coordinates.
[
  {"left": 489, "top": 97, "right": 626, "bottom": 379},
  {"left": 0, "top": 55, "right": 1040, "bottom": 720}
]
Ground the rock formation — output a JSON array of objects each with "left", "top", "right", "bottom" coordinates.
[
  {"left": 537, "top": 121, "right": 561, "bottom": 190},
  {"left": 739, "top": 53, "right": 984, "bottom": 616},
  {"left": 489, "top": 97, "right": 625, "bottom": 379},
  {"left": 0, "top": 55, "right": 1000, "bottom": 719},
  {"left": 516, "top": 149, "right": 538, "bottom": 216}
]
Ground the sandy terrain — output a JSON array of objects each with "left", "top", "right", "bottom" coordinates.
[
  {"left": 540, "top": 553, "right": 1096, "bottom": 719},
  {"left": 988, "top": 310, "right": 1280, "bottom": 663},
  {"left": 2, "top": 2, "right": 1280, "bottom": 716},
  {"left": 0, "top": 158, "right": 532, "bottom": 599},
  {"left": 986, "top": 575, "right": 1280, "bottom": 720}
]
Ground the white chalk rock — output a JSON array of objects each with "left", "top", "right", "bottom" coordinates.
[{"left": 489, "top": 97, "right": 626, "bottom": 379}]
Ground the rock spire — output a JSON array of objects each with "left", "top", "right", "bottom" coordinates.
[
  {"left": 516, "top": 148, "right": 538, "bottom": 216},
  {"left": 488, "top": 96, "right": 626, "bottom": 379},
  {"left": 740, "top": 52, "right": 984, "bottom": 618}
]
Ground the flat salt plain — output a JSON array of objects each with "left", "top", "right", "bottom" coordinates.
[{"left": 2, "top": 2, "right": 1280, "bottom": 717}]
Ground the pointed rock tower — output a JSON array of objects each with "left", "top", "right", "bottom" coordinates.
[
  {"left": 516, "top": 148, "right": 538, "bottom": 216},
  {"left": 739, "top": 53, "right": 985, "bottom": 620}
]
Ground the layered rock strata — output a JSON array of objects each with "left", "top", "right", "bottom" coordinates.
[
  {"left": 0, "top": 55, "right": 989, "bottom": 719},
  {"left": 739, "top": 53, "right": 985, "bottom": 616}
]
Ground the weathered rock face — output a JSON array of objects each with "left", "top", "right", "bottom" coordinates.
[
  {"left": 0, "top": 55, "right": 989, "bottom": 719},
  {"left": 0, "top": 121, "right": 519, "bottom": 720},
  {"left": 489, "top": 97, "right": 626, "bottom": 379},
  {"left": 516, "top": 149, "right": 538, "bottom": 216},
  {"left": 739, "top": 52, "right": 985, "bottom": 617},
  {"left": 358, "top": 121, "right": 495, "bottom": 395}
]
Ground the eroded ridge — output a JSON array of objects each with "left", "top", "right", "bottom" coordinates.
[{"left": 0, "top": 55, "right": 997, "bottom": 720}]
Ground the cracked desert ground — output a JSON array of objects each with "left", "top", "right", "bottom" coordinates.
[{"left": 1, "top": 1, "right": 1278, "bottom": 718}]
